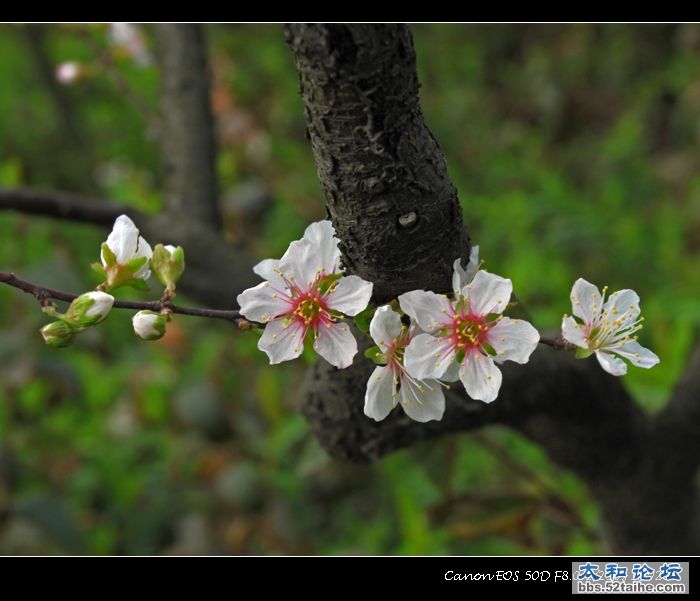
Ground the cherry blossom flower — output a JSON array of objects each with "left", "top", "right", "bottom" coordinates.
[
  {"left": 100, "top": 215, "right": 153, "bottom": 284},
  {"left": 236, "top": 221, "right": 373, "bottom": 369},
  {"left": 561, "top": 278, "right": 659, "bottom": 376},
  {"left": 364, "top": 306, "right": 446, "bottom": 423},
  {"left": 400, "top": 269, "right": 540, "bottom": 403}
]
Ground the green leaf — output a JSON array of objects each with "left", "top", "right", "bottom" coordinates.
[{"left": 354, "top": 305, "right": 375, "bottom": 333}]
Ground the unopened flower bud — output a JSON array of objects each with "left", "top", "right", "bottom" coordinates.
[
  {"left": 40, "top": 320, "right": 75, "bottom": 348},
  {"left": 152, "top": 244, "right": 185, "bottom": 292},
  {"left": 132, "top": 310, "right": 168, "bottom": 340},
  {"left": 65, "top": 291, "right": 115, "bottom": 328}
]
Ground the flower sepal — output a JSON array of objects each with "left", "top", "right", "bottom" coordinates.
[
  {"left": 152, "top": 244, "right": 185, "bottom": 292},
  {"left": 364, "top": 344, "right": 387, "bottom": 365},
  {"left": 102, "top": 255, "right": 150, "bottom": 291},
  {"left": 575, "top": 348, "right": 595, "bottom": 359}
]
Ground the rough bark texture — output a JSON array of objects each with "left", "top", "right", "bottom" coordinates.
[
  {"left": 153, "top": 24, "right": 221, "bottom": 228},
  {"left": 284, "top": 24, "right": 470, "bottom": 302},
  {"left": 286, "top": 23, "right": 700, "bottom": 554}
]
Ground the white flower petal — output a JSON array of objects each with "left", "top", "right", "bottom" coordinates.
[
  {"left": 236, "top": 282, "right": 291, "bottom": 323},
  {"left": 561, "top": 315, "right": 588, "bottom": 349},
  {"left": 602, "top": 288, "right": 640, "bottom": 328},
  {"left": 313, "top": 322, "right": 357, "bottom": 369},
  {"left": 452, "top": 245, "right": 480, "bottom": 296},
  {"left": 326, "top": 275, "right": 373, "bottom": 316},
  {"left": 570, "top": 278, "right": 602, "bottom": 325},
  {"left": 489, "top": 317, "right": 540, "bottom": 364},
  {"left": 463, "top": 270, "right": 512, "bottom": 316},
  {"left": 104, "top": 215, "right": 140, "bottom": 265},
  {"left": 132, "top": 310, "right": 166, "bottom": 340},
  {"left": 84, "top": 291, "right": 115, "bottom": 319},
  {"left": 300, "top": 220, "right": 341, "bottom": 275},
  {"left": 369, "top": 305, "right": 403, "bottom": 352},
  {"left": 595, "top": 351, "right": 627, "bottom": 376},
  {"left": 398, "top": 290, "right": 453, "bottom": 333},
  {"left": 258, "top": 318, "right": 306, "bottom": 365},
  {"left": 459, "top": 353, "right": 502, "bottom": 403},
  {"left": 277, "top": 239, "right": 318, "bottom": 287},
  {"left": 442, "top": 360, "right": 461, "bottom": 382},
  {"left": 400, "top": 377, "right": 445, "bottom": 423},
  {"left": 364, "top": 365, "right": 397, "bottom": 421},
  {"left": 253, "top": 258, "right": 281, "bottom": 282},
  {"left": 404, "top": 333, "right": 455, "bottom": 380},
  {"left": 133, "top": 235, "right": 153, "bottom": 280},
  {"left": 612, "top": 340, "right": 660, "bottom": 369}
]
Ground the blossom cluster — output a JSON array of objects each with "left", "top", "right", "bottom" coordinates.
[
  {"left": 40, "top": 215, "right": 185, "bottom": 347},
  {"left": 237, "top": 220, "right": 660, "bottom": 424}
]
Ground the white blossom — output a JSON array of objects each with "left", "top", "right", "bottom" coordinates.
[
  {"left": 237, "top": 220, "right": 373, "bottom": 369},
  {"left": 364, "top": 306, "right": 446, "bottom": 423},
  {"left": 400, "top": 269, "right": 540, "bottom": 403},
  {"left": 101, "top": 215, "right": 153, "bottom": 281},
  {"left": 55, "top": 61, "right": 81, "bottom": 85},
  {"left": 562, "top": 278, "right": 659, "bottom": 376}
]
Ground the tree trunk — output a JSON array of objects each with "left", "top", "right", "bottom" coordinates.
[{"left": 284, "top": 23, "right": 700, "bottom": 554}]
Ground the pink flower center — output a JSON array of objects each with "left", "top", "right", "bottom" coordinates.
[
  {"left": 290, "top": 291, "right": 329, "bottom": 329},
  {"left": 450, "top": 314, "right": 490, "bottom": 351}
]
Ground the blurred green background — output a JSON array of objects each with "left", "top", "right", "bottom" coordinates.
[{"left": 0, "top": 23, "right": 698, "bottom": 555}]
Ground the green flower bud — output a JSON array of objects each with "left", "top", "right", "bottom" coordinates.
[
  {"left": 65, "top": 291, "right": 115, "bottom": 329},
  {"left": 40, "top": 320, "right": 76, "bottom": 348},
  {"left": 132, "top": 310, "right": 169, "bottom": 341},
  {"left": 152, "top": 244, "right": 185, "bottom": 292}
]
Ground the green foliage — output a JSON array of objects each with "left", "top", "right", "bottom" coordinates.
[{"left": 0, "top": 23, "right": 697, "bottom": 555}]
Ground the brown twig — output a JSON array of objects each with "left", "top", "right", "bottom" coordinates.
[
  {"left": 0, "top": 271, "right": 251, "bottom": 327},
  {"left": 539, "top": 335, "right": 577, "bottom": 351}
]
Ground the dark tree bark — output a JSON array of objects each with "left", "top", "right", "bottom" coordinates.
[
  {"left": 285, "top": 23, "right": 700, "bottom": 554},
  {"left": 153, "top": 24, "right": 222, "bottom": 229},
  {"left": 284, "top": 24, "right": 470, "bottom": 302}
]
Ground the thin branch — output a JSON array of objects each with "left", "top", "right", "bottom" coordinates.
[
  {"left": 538, "top": 335, "right": 577, "bottom": 351},
  {"left": 0, "top": 187, "right": 137, "bottom": 227},
  {"left": 0, "top": 271, "right": 249, "bottom": 327},
  {"left": 0, "top": 186, "right": 261, "bottom": 308}
]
